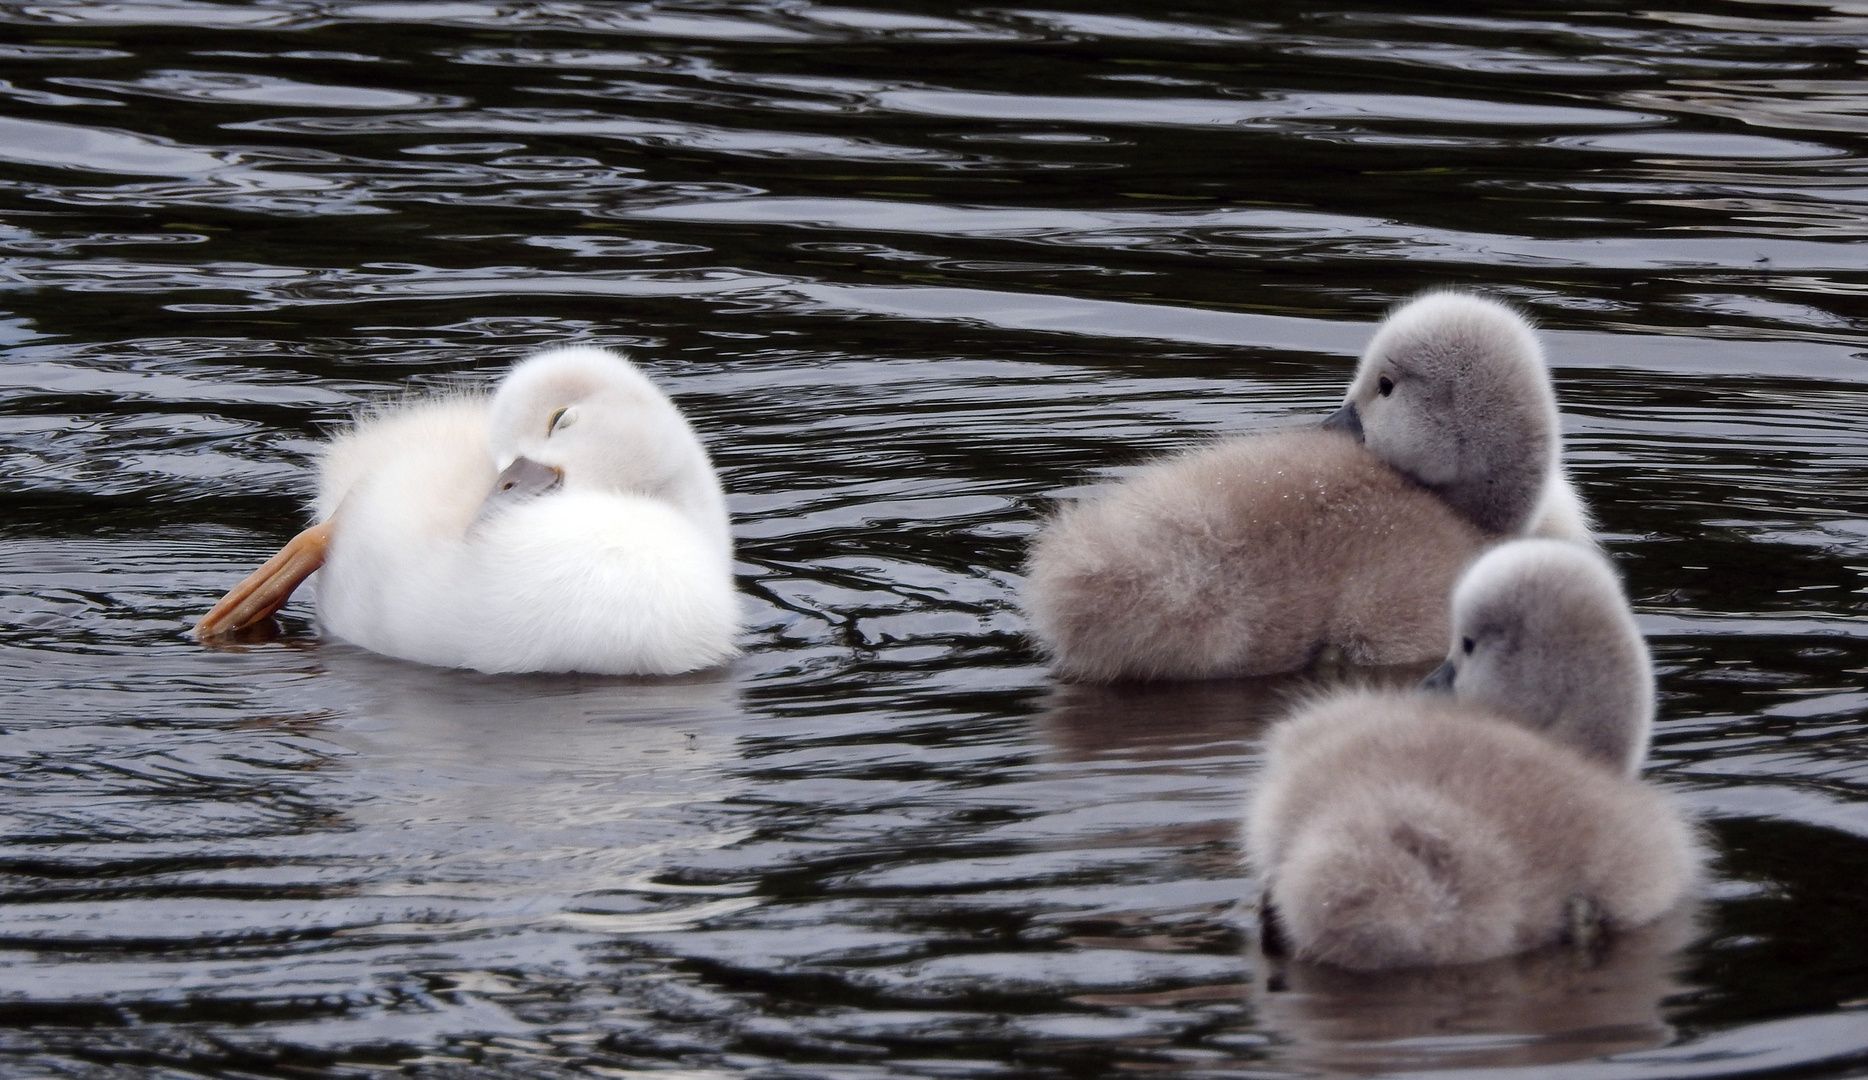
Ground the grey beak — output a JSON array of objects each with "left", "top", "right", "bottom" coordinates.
[
  {"left": 1420, "top": 659, "right": 1456, "bottom": 693},
  {"left": 1321, "top": 402, "right": 1363, "bottom": 441},
  {"left": 475, "top": 456, "right": 563, "bottom": 524}
]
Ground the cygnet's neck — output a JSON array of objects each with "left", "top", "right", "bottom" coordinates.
[
  {"left": 1483, "top": 637, "right": 1651, "bottom": 774},
  {"left": 1426, "top": 420, "right": 1553, "bottom": 536},
  {"left": 1354, "top": 292, "right": 1564, "bottom": 538},
  {"left": 1444, "top": 540, "right": 1654, "bottom": 775}
]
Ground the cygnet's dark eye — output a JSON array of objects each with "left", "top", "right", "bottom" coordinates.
[
  {"left": 547, "top": 407, "right": 569, "bottom": 434},
  {"left": 1377, "top": 376, "right": 1395, "bottom": 397},
  {"left": 1461, "top": 636, "right": 1475, "bottom": 655}
]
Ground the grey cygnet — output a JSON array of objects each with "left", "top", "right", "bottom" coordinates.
[
  {"left": 1022, "top": 291, "right": 1590, "bottom": 682},
  {"left": 1244, "top": 540, "right": 1699, "bottom": 971}
]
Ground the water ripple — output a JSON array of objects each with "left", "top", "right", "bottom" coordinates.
[
  {"left": 54, "top": 70, "right": 467, "bottom": 110},
  {"left": 2, "top": 2, "right": 1867, "bottom": 1076}
]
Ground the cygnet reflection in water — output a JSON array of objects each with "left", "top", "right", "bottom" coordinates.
[
  {"left": 1035, "top": 665, "right": 1432, "bottom": 765},
  {"left": 1246, "top": 540, "right": 1702, "bottom": 971},
  {"left": 1033, "top": 670, "right": 1435, "bottom": 892},
  {"left": 306, "top": 647, "right": 749, "bottom": 900},
  {"left": 1253, "top": 907, "right": 1700, "bottom": 1075},
  {"left": 196, "top": 346, "right": 740, "bottom": 676},
  {"left": 1023, "top": 292, "right": 1589, "bottom": 683}
]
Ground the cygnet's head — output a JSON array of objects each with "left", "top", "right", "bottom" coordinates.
[
  {"left": 1422, "top": 539, "right": 1654, "bottom": 774},
  {"left": 1326, "top": 293, "right": 1558, "bottom": 535},
  {"left": 480, "top": 346, "right": 721, "bottom": 519}
]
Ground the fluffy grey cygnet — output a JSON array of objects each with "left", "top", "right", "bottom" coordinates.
[
  {"left": 1244, "top": 540, "right": 1699, "bottom": 971},
  {"left": 1022, "top": 291, "right": 1590, "bottom": 682}
]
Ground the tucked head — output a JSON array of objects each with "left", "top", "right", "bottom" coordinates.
[
  {"left": 1422, "top": 539, "right": 1653, "bottom": 774},
  {"left": 1326, "top": 293, "right": 1558, "bottom": 535},
  {"left": 480, "top": 346, "right": 717, "bottom": 516}
]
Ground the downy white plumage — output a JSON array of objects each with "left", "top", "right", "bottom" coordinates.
[{"left": 195, "top": 346, "right": 739, "bottom": 675}]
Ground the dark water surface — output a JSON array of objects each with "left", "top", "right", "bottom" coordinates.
[{"left": 2, "top": 1, "right": 1867, "bottom": 1076}]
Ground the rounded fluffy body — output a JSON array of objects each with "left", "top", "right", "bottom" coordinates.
[
  {"left": 1245, "top": 693, "right": 1697, "bottom": 971},
  {"left": 1024, "top": 429, "right": 1490, "bottom": 681},
  {"left": 1022, "top": 292, "right": 1588, "bottom": 682},
  {"left": 311, "top": 347, "right": 738, "bottom": 675},
  {"left": 1243, "top": 540, "right": 1695, "bottom": 970}
]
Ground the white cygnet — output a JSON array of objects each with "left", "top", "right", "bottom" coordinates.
[
  {"left": 1244, "top": 540, "right": 1699, "bottom": 971},
  {"left": 195, "top": 346, "right": 740, "bottom": 676},
  {"left": 1022, "top": 291, "right": 1590, "bottom": 682}
]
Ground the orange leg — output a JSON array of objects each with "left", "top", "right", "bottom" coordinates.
[{"left": 194, "top": 521, "right": 333, "bottom": 640}]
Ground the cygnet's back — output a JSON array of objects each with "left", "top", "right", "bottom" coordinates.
[
  {"left": 1026, "top": 429, "right": 1488, "bottom": 680},
  {"left": 1023, "top": 292, "right": 1589, "bottom": 682},
  {"left": 1244, "top": 541, "right": 1699, "bottom": 970}
]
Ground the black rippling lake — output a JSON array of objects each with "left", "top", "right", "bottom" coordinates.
[{"left": 2, "top": 2, "right": 1866, "bottom": 1077}]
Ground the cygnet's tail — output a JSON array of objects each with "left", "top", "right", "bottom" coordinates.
[{"left": 1267, "top": 784, "right": 1527, "bottom": 970}]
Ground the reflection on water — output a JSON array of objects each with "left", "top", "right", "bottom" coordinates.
[
  {"left": 1257, "top": 912, "right": 1699, "bottom": 1075},
  {"left": 314, "top": 651, "right": 748, "bottom": 894},
  {"left": 1037, "top": 678, "right": 1293, "bottom": 762},
  {"left": 2, "top": 0, "right": 1868, "bottom": 1076}
]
